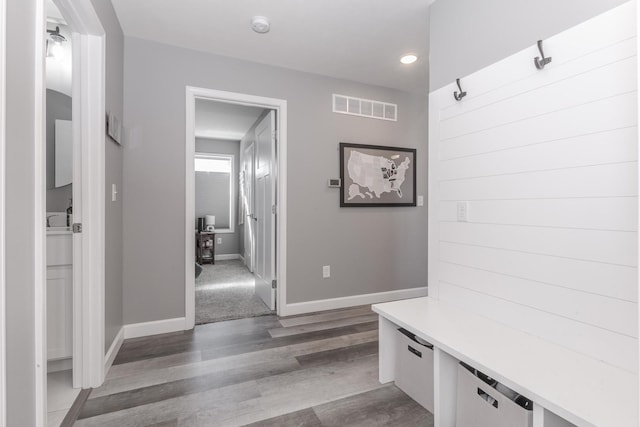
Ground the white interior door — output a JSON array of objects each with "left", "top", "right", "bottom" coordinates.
[
  {"left": 243, "top": 143, "right": 255, "bottom": 272},
  {"left": 254, "top": 111, "right": 276, "bottom": 310}
]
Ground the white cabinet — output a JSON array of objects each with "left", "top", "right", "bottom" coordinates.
[
  {"left": 46, "top": 232, "right": 72, "bottom": 266},
  {"left": 46, "top": 231, "right": 72, "bottom": 361},
  {"left": 47, "top": 266, "right": 72, "bottom": 360}
]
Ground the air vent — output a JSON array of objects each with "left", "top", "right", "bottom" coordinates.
[{"left": 333, "top": 94, "right": 397, "bottom": 121}]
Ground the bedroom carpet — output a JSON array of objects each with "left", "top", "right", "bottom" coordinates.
[{"left": 195, "top": 260, "right": 272, "bottom": 324}]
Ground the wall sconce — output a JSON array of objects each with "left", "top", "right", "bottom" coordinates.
[{"left": 46, "top": 26, "right": 67, "bottom": 59}]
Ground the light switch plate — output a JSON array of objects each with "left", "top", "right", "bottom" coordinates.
[
  {"left": 322, "top": 265, "right": 330, "bottom": 278},
  {"left": 217, "top": 237, "right": 222, "bottom": 244},
  {"left": 457, "top": 201, "right": 469, "bottom": 222},
  {"left": 111, "top": 184, "right": 118, "bottom": 202},
  {"left": 417, "top": 195, "right": 424, "bottom": 206}
]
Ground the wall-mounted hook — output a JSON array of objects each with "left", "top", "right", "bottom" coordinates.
[
  {"left": 534, "top": 40, "right": 552, "bottom": 70},
  {"left": 453, "top": 78, "right": 467, "bottom": 101}
]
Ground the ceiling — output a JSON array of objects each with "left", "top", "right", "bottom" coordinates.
[
  {"left": 110, "top": 0, "right": 432, "bottom": 93},
  {"left": 195, "top": 99, "right": 265, "bottom": 141},
  {"left": 46, "top": 0, "right": 66, "bottom": 24}
]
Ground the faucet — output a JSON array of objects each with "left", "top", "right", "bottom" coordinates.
[{"left": 46, "top": 214, "right": 56, "bottom": 227}]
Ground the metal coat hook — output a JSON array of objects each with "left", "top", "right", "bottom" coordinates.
[
  {"left": 453, "top": 78, "right": 467, "bottom": 101},
  {"left": 534, "top": 40, "right": 552, "bottom": 70}
]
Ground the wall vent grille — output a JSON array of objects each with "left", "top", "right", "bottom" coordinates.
[{"left": 332, "top": 94, "right": 397, "bottom": 121}]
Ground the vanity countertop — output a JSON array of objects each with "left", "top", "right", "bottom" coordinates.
[{"left": 47, "top": 226, "right": 71, "bottom": 235}]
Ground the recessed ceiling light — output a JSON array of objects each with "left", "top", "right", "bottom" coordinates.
[
  {"left": 400, "top": 54, "right": 418, "bottom": 65},
  {"left": 251, "top": 16, "right": 270, "bottom": 34}
]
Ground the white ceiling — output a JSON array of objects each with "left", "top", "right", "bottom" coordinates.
[
  {"left": 195, "top": 99, "right": 265, "bottom": 141},
  {"left": 46, "top": 0, "right": 66, "bottom": 24},
  {"left": 110, "top": 0, "right": 431, "bottom": 93}
]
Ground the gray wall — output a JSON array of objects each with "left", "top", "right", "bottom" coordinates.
[
  {"left": 123, "top": 37, "right": 428, "bottom": 323},
  {"left": 90, "top": 0, "right": 125, "bottom": 353},
  {"left": 6, "top": 0, "right": 38, "bottom": 423},
  {"left": 46, "top": 89, "right": 73, "bottom": 212},
  {"left": 429, "top": 0, "right": 629, "bottom": 90},
  {"left": 195, "top": 138, "right": 241, "bottom": 256}
]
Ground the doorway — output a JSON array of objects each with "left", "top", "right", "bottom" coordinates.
[
  {"left": 185, "top": 87, "right": 287, "bottom": 328},
  {"left": 44, "top": 2, "right": 80, "bottom": 424},
  {"left": 192, "top": 100, "right": 275, "bottom": 324},
  {"left": 37, "top": 0, "right": 107, "bottom": 424}
]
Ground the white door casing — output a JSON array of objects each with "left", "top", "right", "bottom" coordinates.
[
  {"left": 243, "top": 143, "right": 255, "bottom": 272},
  {"left": 0, "top": 0, "right": 6, "bottom": 423},
  {"left": 254, "top": 111, "right": 276, "bottom": 311},
  {"left": 34, "top": 0, "right": 47, "bottom": 423},
  {"left": 71, "top": 32, "right": 105, "bottom": 389}
]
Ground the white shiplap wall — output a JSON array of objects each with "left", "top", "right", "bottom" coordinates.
[{"left": 428, "top": 1, "right": 638, "bottom": 373}]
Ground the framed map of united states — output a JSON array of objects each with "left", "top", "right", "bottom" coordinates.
[{"left": 339, "top": 142, "right": 416, "bottom": 207}]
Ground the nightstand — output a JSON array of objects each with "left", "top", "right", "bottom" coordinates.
[{"left": 196, "top": 231, "right": 215, "bottom": 264}]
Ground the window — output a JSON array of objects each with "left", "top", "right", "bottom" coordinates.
[
  {"left": 195, "top": 157, "right": 231, "bottom": 174},
  {"left": 194, "top": 153, "right": 235, "bottom": 234}
]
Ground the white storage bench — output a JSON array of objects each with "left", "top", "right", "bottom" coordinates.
[{"left": 372, "top": 297, "right": 638, "bottom": 427}]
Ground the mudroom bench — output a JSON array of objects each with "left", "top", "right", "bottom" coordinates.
[{"left": 372, "top": 297, "right": 637, "bottom": 427}]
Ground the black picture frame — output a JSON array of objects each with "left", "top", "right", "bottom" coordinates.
[{"left": 339, "top": 142, "right": 416, "bottom": 207}]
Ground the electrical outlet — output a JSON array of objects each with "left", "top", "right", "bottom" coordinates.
[
  {"left": 217, "top": 237, "right": 222, "bottom": 244},
  {"left": 322, "top": 265, "right": 330, "bottom": 278},
  {"left": 457, "top": 201, "right": 469, "bottom": 222}
]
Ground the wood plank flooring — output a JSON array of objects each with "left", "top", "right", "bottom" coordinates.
[{"left": 74, "top": 306, "right": 434, "bottom": 426}]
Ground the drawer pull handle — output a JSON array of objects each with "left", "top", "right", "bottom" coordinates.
[
  {"left": 407, "top": 345, "right": 422, "bottom": 358},
  {"left": 477, "top": 387, "right": 499, "bottom": 408}
]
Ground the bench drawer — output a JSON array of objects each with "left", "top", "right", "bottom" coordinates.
[
  {"left": 456, "top": 363, "right": 532, "bottom": 427},
  {"left": 395, "top": 329, "right": 434, "bottom": 412}
]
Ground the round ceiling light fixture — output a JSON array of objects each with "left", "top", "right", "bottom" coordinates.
[
  {"left": 251, "top": 16, "right": 271, "bottom": 34},
  {"left": 400, "top": 54, "right": 418, "bottom": 65}
]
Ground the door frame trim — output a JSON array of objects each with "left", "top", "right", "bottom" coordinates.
[
  {"left": 0, "top": 0, "right": 6, "bottom": 423},
  {"left": 54, "top": 0, "right": 107, "bottom": 390},
  {"left": 185, "top": 87, "right": 287, "bottom": 327},
  {"left": 34, "top": 0, "right": 47, "bottom": 422}
]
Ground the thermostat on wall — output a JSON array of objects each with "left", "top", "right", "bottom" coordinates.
[{"left": 328, "top": 178, "right": 341, "bottom": 188}]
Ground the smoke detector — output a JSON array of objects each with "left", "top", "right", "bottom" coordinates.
[{"left": 251, "top": 16, "right": 270, "bottom": 34}]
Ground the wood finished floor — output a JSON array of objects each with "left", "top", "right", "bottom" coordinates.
[{"left": 74, "top": 306, "right": 434, "bottom": 426}]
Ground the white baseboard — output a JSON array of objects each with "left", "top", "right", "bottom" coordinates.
[
  {"left": 214, "top": 253, "right": 241, "bottom": 261},
  {"left": 104, "top": 326, "right": 124, "bottom": 374},
  {"left": 123, "top": 317, "right": 187, "bottom": 339},
  {"left": 280, "top": 287, "right": 428, "bottom": 317},
  {"left": 239, "top": 254, "right": 245, "bottom": 263},
  {"left": 48, "top": 358, "right": 72, "bottom": 373}
]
